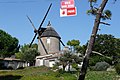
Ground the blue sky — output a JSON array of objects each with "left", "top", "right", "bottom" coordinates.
[{"left": 0, "top": 0, "right": 120, "bottom": 47}]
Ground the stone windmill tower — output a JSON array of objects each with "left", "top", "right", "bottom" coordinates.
[
  {"left": 27, "top": 3, "right": 65, "bottom": 56},
  {"left": 35, "top": 21, "right": 65, "bottom": 67},
  {"left": 38, "top": 21, "right": 61, "bottom": 55},
  {"left": 27, "top": 3, "right": 66, "bottom": 67}
]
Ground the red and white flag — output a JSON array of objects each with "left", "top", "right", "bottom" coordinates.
[
  {"left": 60, "top": 7, "right": 77, "bottom": 17},
  {"left": 60, "top": 0, "right": 77, "bottom": 17},
  {"left": 61, "top": 0, "right": 75, "bottom": 9}
]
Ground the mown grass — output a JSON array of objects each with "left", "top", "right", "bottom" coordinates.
[
  {"left": 0, "top": 66, "right": 120, "bottom": 80},
  {"left": 0, "top": 66, "right": 76, "bottom": 80},
  {"left": 86, "top": 71, "right": 120, "bottom": 80}
]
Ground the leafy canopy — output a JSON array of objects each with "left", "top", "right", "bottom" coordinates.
[
  {"left": 90, "top": 34, "right": 120, "bottom": 65},
  {"left": 67, "top": 39, "right": 80, "bottom": 52},
  {"left": 87, "top": 0, "right": 112, "bottom": 20},
  {"left": 0, "top": 29, "right": 19, "bottom": 57},
  {"left": 57, "top": 51, "right": 82, "bottom": 71},
  {"left": 15, "top": 44, "right": 39, "bottom": 64}
]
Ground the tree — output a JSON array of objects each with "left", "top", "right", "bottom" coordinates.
[
  {"left": 75, "top": 44, "right": 87, "bottom": 54},
  {"left": 93, "top": 34, "right": 120, "bottom": 56},
  {"left": 90, "top": 34, "right": 120, "bottom": 65},
  {"left": 57, "top": 51, "right": 82, "bottom": 72},
  {"left": 79, "top": 0, "right": 117, "bottom": 80},
  {"left": 67, "top": 39, "right": 80, "bottom": 52},
  {"left": 0, "top": 29, "right": 19, "bottom": 58},
  {"left": 58, "top": 52, "right": 69, "bottom": 71},
  {"left": 15, "top": 44, "right": 39, "bottom": 66}
]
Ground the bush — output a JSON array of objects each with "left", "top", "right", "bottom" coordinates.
[
  {"left": 89, "top": 66, "right": 95, "bottom": 71},
  {"left": 0, "top": 62, "right": 4, "bottom": 69},
  {"left": 115, "top": 63, "right": 120, "bottom": 75},
  {"left": 89, "top": 56, "right": 100, "bottom": 66},
  {"left": 89, "top": 55, "right": 112, "bottom": 66},
  {"left": 94, "top": 62, "right": 110, "bottom": 71},
  {"left": 7, "top": 66, "right": 13, "bottom": 70},
  {"left": 17, "top": 67, "right": 24, "bottom": 69}
]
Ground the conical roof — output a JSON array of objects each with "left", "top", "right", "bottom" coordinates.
[{"left": 41, "top": 21, "right": 61, "bottom": 39}]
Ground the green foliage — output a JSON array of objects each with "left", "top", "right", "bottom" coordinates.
[
  {"left": 67, "top": 40, "right": 80, "bottom": 47},
  {"left": 94, "top": 62, "right": 110, "bottom": 71},
  {"left": 104, "top": 10, "right": 112, "bottom": 17},
  {"left": 66, "top": 39, "right": 86, "bottom": 54},
  {"left": 75, "top": 44, "right": 87, "bottom": 54},
  {"left": 58, "top": 52, "right": 72, "bottom": 71},
  {"left": 23, "top": 48, "right": 39, "bottom": 62},
  {"left": 86, "top": 9, "right": 97, "bottom": 16},
  {"left": 115, "top": 63, "right": 120, "bottom": 74},
  {"left": 102, "top": 10, "right": 112, "bottom": 20},
  {"left": 15, "top": 44, "right": 39, "bottom": 64},
  {"left": 89, "top": 55, "right": 112, "bottom": 66},
  {"left": 0, "top": 29, "right": 19, "bottom": 57},
  {"left": 87, "top": 0, "right": 112, "bottom": 20},
  {"left": 89, "top": 55, "right": 101, "bottom": 66},
  {"left": 67, "top": 39, "right": 80, "bottom": 52},
  {"left": 57, "top": 51, "right": 82, "bottom": 71},
  {"left": 72, "top": 63, "right": 80, "bottom": 71},
  {"left": 89, "top": 34, "right": 120, "bottom": 65}
]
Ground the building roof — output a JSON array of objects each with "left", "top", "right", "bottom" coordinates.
[
  {"left": 41, "top": 21, "right": 61, "bottom": 39},
  {"left": 0, "top": 58, "right": 25, "bottom": 62}
]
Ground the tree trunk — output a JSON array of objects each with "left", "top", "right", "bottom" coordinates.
[
  {"left": 68, "top": 63, "right": 71, "bottom": 72},
  {"left": 63, "top": 65, "right": 66, "bottom": 71},
  {"left": 78, "top": 0, "right": 108, "bottom": 80}
]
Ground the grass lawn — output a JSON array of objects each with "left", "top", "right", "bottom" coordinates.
[
  {"left": 86, "top": 71, "right": 120, "bottom": 80},
  {"left": 0, "top": 66, "right": 76, "bottom": 80},
  {"left": 0, "top": 66, "right": 120, "bottom": 80}
]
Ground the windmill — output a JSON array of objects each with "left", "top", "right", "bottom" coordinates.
[{"left": 27, "top": 3, "right": 65, "bottom": 55}]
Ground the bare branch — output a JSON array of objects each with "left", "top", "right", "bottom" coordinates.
[
  {"left": 90, "top": 1, "right": 93, "bottom": 9},
  {"left": 92, "top": 51, "right": 112, "bottom": 60},
  {"left": 100, "top": 22, "right": 110, "bottom": 26}
]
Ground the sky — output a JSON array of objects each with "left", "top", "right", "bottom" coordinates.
[{"left": 0, "top": 0, "right": 120, "bottom": 47}]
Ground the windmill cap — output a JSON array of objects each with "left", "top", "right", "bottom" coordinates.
[{"left": 41, "top": 22, "right": 61, "bottom": 39}]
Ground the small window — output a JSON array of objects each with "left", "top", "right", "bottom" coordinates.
[{"left": 47, "top": 37, "right": 50, "bottom": 44}]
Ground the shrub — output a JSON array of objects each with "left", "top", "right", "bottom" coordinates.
[
  {"left": 0, "top": 62, "right": 4, "bottom": 69},
  {"left": 89, "top": 55, "right": 100, "bottom": 66},
  {"left": 89, "top": 66, "right": 95, "bottom": 71},
  {"left": 94, "top": 62, "right": 110, "bottom": 71},
  {"left": 17, "top": 67, "right": 24, "bottom": 69},
  {"left": 7, "top": 66, "right": 13, "bottom": 70},
  {"left": 115, "top": 63, "right": 120, "bottom": 75},
  {"left": 89, "top": 55, "right": 112, "bottom": 66}
]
